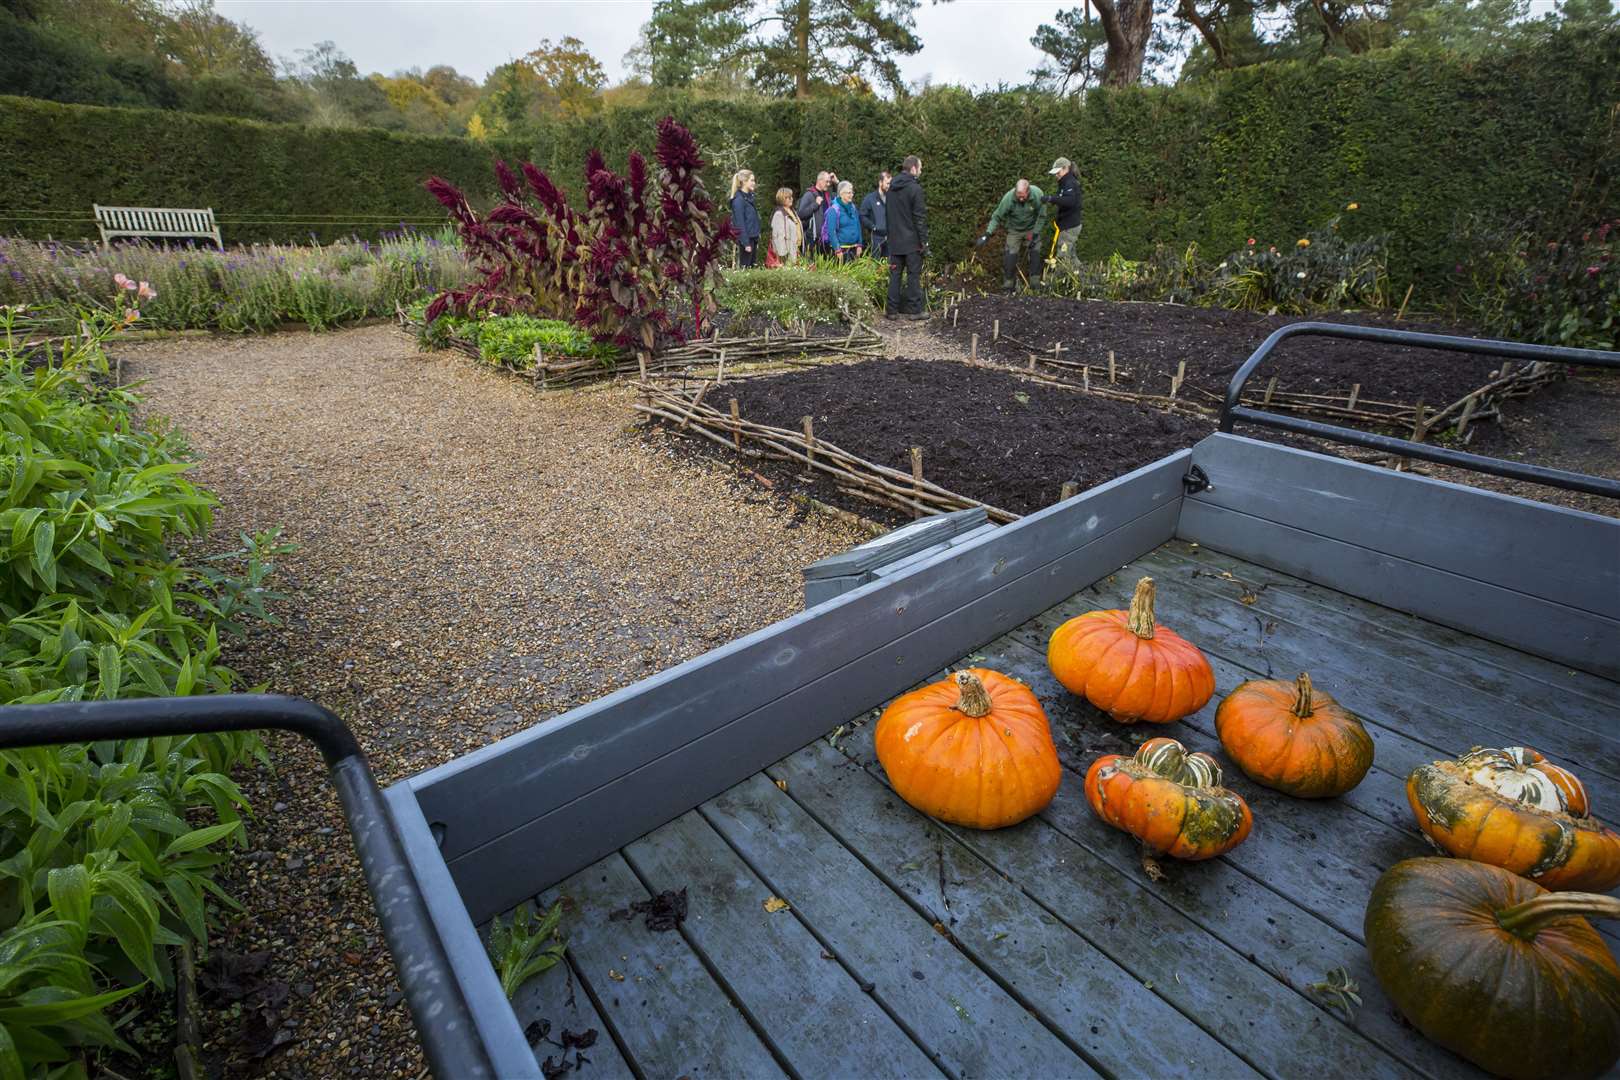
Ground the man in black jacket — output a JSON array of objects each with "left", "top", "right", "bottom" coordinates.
[
  {"left": 885, "top": 156, "right": 927, "bottom": 319},
  {"left": 1041, "top": 156, "right": 1083, "bottom": 283},
  {"left": 860, "top": 171, "right": 890, "bottom": 258}
]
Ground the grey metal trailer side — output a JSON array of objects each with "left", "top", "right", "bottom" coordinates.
[{"left": 7, "top": 324, "right": 1618, "bottom": 1079}]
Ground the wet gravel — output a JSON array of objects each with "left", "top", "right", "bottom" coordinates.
[{"left": 120, "top": 325, "right": 871, "bottom": 1078}]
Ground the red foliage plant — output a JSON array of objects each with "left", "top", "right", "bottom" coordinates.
[{"left": 424, "top": 117, "right": 735, "bottom": 351}]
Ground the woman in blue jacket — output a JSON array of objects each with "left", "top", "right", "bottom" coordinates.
[
  {"left": 729, "top": 170, "right": 761, "bottom": 267},
  {"left": 824, "top": 181, "right": 864, "bottom": 262}
]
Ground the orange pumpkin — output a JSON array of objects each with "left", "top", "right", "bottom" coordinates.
[
  {"left": 1215, "top": 672, "right": 1374, "bottom": 798},
  {"left": 1084, "top": 736, "right": 1253, "bottom": 859},
  {"left": 874, "top": 668, "right": 1062, "bottom": 830},
  {"left": 1048, "top": 577, "right": 1214, "bottom": 724},
  {"left": 1407, "top": 746, "right": 1620, "bottom": 892}
]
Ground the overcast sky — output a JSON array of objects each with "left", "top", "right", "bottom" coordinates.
[{"left": 213, "top": 0, "right": 1064, "bottom": 89}]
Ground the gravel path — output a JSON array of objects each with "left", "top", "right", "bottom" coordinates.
[{"left": 120, "top": 325, "right": 871, "bottom": 1078}]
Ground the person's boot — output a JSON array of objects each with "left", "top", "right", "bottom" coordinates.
[{"left": 1002, "top": 250, "right": 1018, "bottom": 294}]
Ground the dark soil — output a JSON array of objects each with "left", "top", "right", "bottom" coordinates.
[
  {"left": 695, "top": 358, "right": 1211, "bottom": 518},
  {"left": 942, "top": 295, "right": 1501, "bottom": 409}
]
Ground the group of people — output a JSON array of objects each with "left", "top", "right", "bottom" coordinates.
[{"left": 726, "top": 153, "right": 1083, "bottom": 318}]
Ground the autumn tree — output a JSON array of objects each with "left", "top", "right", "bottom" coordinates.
[
  {"left": 521, "top": 35, "right": 608, "bottom": 117},
  {"left": 628, "top": 0, "right": 927, "bottom": 98}
]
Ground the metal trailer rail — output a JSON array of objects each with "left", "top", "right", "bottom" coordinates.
[{"left": 2, "top": 326, "right": 1617, "bottom": 1077}]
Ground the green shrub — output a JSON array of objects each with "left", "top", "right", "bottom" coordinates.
[
  {"left": 0, "top": 94, "right": 525, "bottom": 245},
  {"left": 0, "top": 302, "right": 284, "bottom": 1074},
  {"left": 717, "top": 266, "right": 878, "bottom": 326},
  {"left": 1202, "top": 214, "right": 1390, "bottom": 313},
  {"left": 1453, "top": 216, "right": 1620, "bottom": 348},
  {"left": 473, "top": 315, "right": 619, "bottom": 370}
]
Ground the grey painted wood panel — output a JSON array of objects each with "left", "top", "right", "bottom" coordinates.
[
  {"left": 765, "top": 739, "right": 1261, "bottom": 1078},
  {"left": 1178, "top": 498, "right": 1620, "bottom": 681},
  {"left": 1069, "top": 558, "right": 1620, "bottom": 800},
  {"left": 623, "top": 811, "right": 946, "bottom": 1078},
  {"left": 1187, "top": 434, "right": 1620, "bottom": 620},
  {"left": 1154, "top": 539, "right": 1620, "bottom": 723},
  {"left": 504, "top": 942, "right": 636, "bottom": 1080},
  {"left": 1131, "top": 546, "right": 1620, "bottom": 752},
  {"left": 446, "top": 501, "right": 1180, "bottom": 923},
  {"left": 381, "top": 786, "right": 541, "bottom": 1079},
  {"left": 702, "top": 773, "right": 1095, "bottom": 1078},
  {"left": 534, "top": 855, "right": 786, "bottom": 1079},
  {"left": 832, "top": 705, "right": 1433, "bottom": 1079},
  {"left": 412, "top": 452, "right": 1188, "bottom": 867}
]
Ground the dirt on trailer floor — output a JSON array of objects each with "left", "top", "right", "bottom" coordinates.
[
  {"left": 941, "top": 294, "right": 1500, "bottom": 409},
  {"left": 115, "top": 325, "right": 874, "bottom": 1079}
]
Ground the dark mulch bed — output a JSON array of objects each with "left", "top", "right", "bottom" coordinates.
[
  {"left": 941, "top": 295, "right": 1503, "bottom": 409},
  {"left": 687, "top": 357, "right": 1212, "bottom": 518}
]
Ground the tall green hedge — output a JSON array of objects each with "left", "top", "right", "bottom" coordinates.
[
  {"left": 5, "top": 28, "right": 1616, "bottom": 295},
  {"left": 0, "top": 95, "right": 525, "bottom": 244}
]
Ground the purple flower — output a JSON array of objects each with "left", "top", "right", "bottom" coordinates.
[{"left": 1588, "top": 265, "right": 1601, "bottom": 276}]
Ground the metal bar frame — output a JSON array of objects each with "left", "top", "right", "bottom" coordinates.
[
  {"left": 1217, "top": 321, "right": 1620, "bottom": 499},
  {"left": 0, "top": 695, "right": 501, "bottom": 1080}
]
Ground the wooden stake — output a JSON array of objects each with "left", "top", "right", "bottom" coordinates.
[
  {"left": 716, "top": 348, "right": 727, "bottom": 384},
  {"left": 1082, "top": 365, "right": 1090, "bottom": 391},
  {"left": 992, "top": 319, "right": 1000, "bottom": 343},
  {"left": 534, "top": 345, "right": 544, "bottom": 387},
  {"left": 729, "top": 398, "right": 741, "bottom": 449},
  {"left": 637, "top": 351, "right": 649, "bottom": 399},
  {"left": 1107, "top": 350, "right": 1116, "bottom": 383},
  {"left": 1263, "top": 376, "right": 1278, "bottom": 405},
  {"left": 1499, "top": 360, "right": 1514, "bottom": 380},
  {"left": 911, "top": 447, "right": 924, "bottom": 519},
  {"left": 1411, "top": 399, "right": 1428, "bottom": 442},
  {"left": 1027, "top": 353, "right": 1037, "bottom": 372},
  {"left": 678, "top": 381, "right": 712, "bottom": 430},
  {"left": 1455, "top": 393, "right": 1478, "bottom": 439},
  {"left": 952, "top": 307, "right": 959, "bottom": 328},
  {"left": 970, "top": 333, "right": 978, "bottom": 365},
  {"left": 802, "top": 415, "right": 816, "bottom": 477},
  {"left": 1169, "top": 374, "right": 1180, "bottom": 398},
  {"left": 1176, "top": 359, "right": 1186, "bottom": 386},
  {"left": 1396, "top": 283, "right": 1415, "bottom": 322},
  {"left": 1347, "top": 383, "right": 1360, "bottom": 410},
  {"left": 1053, "top": 342, "right": 1065, "bottom": 365},
  {"left": 1060, "top": 481, "right": 1078, "bottom": 501}
]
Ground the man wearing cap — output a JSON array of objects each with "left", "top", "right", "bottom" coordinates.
[
  {"left": 975, "top": 178, "right": 1049, "bottom": 293},
  {"left": 1041, "top": 157, "right": 1083, "bottom": 282}
]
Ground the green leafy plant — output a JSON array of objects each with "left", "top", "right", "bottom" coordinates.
[
  {"left": 487, "top": 901, "right": 567, "bottom": 999},
  {"left": 716, "top": 266, "right": 877, "bottom": 327},
  {"left": 1453, "top": 216, "right": 1618, "bottom": 349},
  {"left": 1205, "top": 214, "right": 1389, "bottom": 314},
  {"left": 474, "top": 316, "right": 620, "bottom": 371},
  {"left": 0, "top": 300, "right": 283, "bottom": 1074}
]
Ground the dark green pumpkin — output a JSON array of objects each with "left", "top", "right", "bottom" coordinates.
[{"left": 1365, "top": 857, "right": 1620, "bottom": 1080}]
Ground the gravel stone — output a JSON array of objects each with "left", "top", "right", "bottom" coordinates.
[{"left": 121, "top": 325, "right": 873, "bottom": 1078}]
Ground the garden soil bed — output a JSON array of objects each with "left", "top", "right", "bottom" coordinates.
[
  {"left": 941, "top": 294, "right": 1503, "bottom": 409},
  {"left": 661, "top": 357, "right": 1213, "bottom": 519}
]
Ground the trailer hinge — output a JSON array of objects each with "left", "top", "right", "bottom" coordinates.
[{"left": 1182, "top": 464, "right": 1213, "bottom": 494}]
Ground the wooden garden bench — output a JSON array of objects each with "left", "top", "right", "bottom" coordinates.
[{"left": 92, "top": 204, "right": 222, "bottom": 249}]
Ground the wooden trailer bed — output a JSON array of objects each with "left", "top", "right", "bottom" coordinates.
[{"left": 500, "top": 536, "right": 1619, "bottom": 1080}]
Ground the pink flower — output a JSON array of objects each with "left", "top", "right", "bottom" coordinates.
[
  {"left": 137, "top": 281, "right": 156, "bottom": 300},
  {"left": 114, "top": 272, "right": 134, "bottom": 290},
  {"left": 1247, "top": 238, "right": 1255, "bottom": 246},
  {"left": 1588, "top": 265, "right": 1601, "bottom": 277}
]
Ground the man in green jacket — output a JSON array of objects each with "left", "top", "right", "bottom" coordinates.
[{"left": 975, "top": 179, "right": 1050, "bottom": 292}]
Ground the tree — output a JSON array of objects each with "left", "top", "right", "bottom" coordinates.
[
  {"left": 629, "top": 0, "right": 927, "bottom": 98},
  {"left": 521, "top": 36, "right": 607, "bottom": 117},
  {"left": 1031, "top": 0, "right": 1167, "bottom": 88}
]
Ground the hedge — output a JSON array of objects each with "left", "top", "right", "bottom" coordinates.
[
  {"left": 5, "top": 28, "right": 1616, "bottom": 295},
  {"left": 0, "top": 95, "right": 525, "bottom": 244}
]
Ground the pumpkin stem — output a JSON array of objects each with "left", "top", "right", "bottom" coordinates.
[
  {"left": 1495, "top": 892, "right": 1620, "bottom": 938},
  {"left": 953, "top": 670, "right": 993, "bottom": 718},
  {"left": 1292, "top": 673, "right": 1314, "bottom": 718},
  {"left": 1126, "top": 577, "right": 1156, "bottom": 639}
]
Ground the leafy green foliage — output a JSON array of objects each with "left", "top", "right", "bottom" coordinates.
[
  {"left": 1204, "top": 214, "right": 1389, "bottom": 313},
  {"left": 1455, "top": 217, "right": 1620, "bottom": 348},
  {"left": 0, "top": 232, "right": 471, "bottom": 333},
  {"left": 0, "top": 301, "right": 281, "bottom": 1073},
  {"left": 0, "top": 93, "right": 526, "bottom": 245},
  {"left": 473, "top": 316, "right": 619, "bottom": 371},
  {"left": 716, "top": 263, "right": 878, "bottom": 325},
  {"left": 486, "top": 902, "right": 567, "bottom": 999}
]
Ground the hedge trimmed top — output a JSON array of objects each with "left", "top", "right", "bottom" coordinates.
[{"left": 3, "top": 28, "right": 1616, "bottom": 292}]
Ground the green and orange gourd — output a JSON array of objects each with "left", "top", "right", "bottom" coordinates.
[
  {"left": 1216, "top": 672, "right": 1374, "bottom": 798},
  {"left": 1084, "top": 736, "right": 1253, "bottom": 859}
]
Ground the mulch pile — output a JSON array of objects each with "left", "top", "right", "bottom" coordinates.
[
  {"left": 942, "top": 295, "right": 1502, "bottom": 409},
  {"left": 709, "top": 357, "right": 1211, "bottom": 518}
]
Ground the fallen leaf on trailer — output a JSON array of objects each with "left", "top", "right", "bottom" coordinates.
[
  {"left": 763, "top": 896, "right": 790, "bottom": 913},
  {"left": 608, "top": 969, "right": 625, "bottom": 982},
  {"left": 774, "top": 778, "right": 788, "bottom": 791}
]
